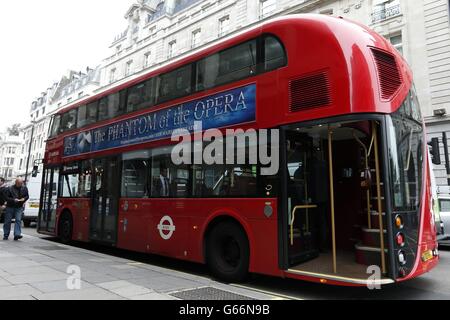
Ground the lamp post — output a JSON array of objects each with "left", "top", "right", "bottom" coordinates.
[{"left": 24, "top": 121, "right": 36, "bottom": 184}]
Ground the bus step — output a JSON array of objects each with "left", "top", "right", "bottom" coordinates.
[
  {"left": 355, "top": 243, "right": 388, "bottom": 266},
  {"left": 361, "top": 228, "right": 387, "bottom": 247}
]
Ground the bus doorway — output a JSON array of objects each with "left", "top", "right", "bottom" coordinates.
[
  {"left": 283, "top": 120, "right": 390, "bottom": 282},
  {"left": 38, "top": 167, "right": 59, "bottom": 234},
  {"left": 89, "top": 157, "right": 120, "bottom": 244}
]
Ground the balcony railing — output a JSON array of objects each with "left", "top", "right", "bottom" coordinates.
[{"left": 371, "top": 4, "right": 401, "bottom": 24}]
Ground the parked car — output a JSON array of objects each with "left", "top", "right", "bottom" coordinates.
[{"left": 438, "top": 195, "right": 450, "bottom": 245}]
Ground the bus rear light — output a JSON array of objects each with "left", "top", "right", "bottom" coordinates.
[
  {"left": 395, "top": 215, "right": 403, "bottom": 229},
  {"left": 398, "top": 251, "right": 407, "bottom": 266},
  {"left": 396, "top": 233, "right": 405, "bottom": 247}
]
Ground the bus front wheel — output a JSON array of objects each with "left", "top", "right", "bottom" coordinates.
[
  {"left": 58, "top": 212, "right": 73, "bottom": 244},
  {"left": 206, "top": 221, "right": 250, "bottom": 283}
]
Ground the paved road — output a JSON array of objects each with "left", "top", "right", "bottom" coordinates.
[{"left": 21, "top": 225, "right": 450, "bottom": 300}]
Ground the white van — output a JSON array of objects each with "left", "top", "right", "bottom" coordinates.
[{"left": 23, "top": 174, "right": 42, "bottom": 227}]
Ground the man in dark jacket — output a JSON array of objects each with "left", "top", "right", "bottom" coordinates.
[
  {"left": 3, "top": 178, "right": 29, "bottom": 241},
  {"left": 0, "top": 178, "right": 7, "bottom": 216}
]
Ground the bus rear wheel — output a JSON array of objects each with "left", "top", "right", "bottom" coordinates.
[
  {"left": 58, "top": 213, "right": 73, "bottom": 244},
  {"left": 206, "top": 221, "right": 250, "bottom": 283}
]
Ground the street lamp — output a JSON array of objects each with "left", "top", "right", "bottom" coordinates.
[{"left": 24, "top": 121, "right": 36, "bottom": 184}]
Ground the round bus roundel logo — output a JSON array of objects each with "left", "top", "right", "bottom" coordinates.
[{"left": 157, "top": 216, "right": 176, "bottom": 240}]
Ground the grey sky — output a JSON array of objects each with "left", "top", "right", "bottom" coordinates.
[{"left": 0, "top": 1, "right": 132, "bottom": 132}]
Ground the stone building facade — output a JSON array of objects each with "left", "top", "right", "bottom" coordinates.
[
  {"left": 17, "top": 67, "right": 101, "bottom": 181},
  {"left": 0, "top": 133, "right": 22, "bottom": 183}
]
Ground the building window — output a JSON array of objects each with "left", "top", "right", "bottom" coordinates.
[
  {"left": 125, "top": 60, "right": 134, "bottom": 77},
  {"left": 150, "top": 26, "right": 157, "bottom": 37},
  {"left": 218, "top": 16, "right": 230, "bottom": 37},
  {"left": 389, "top": 34, "right": 403, "bottom": 55},
  {"left": 144, "top": 52, "right": 151, "bottom": 68},
  {"left": 320, "top": 8, "right": 334, "bottom": 15},
  {"left": 168, "top": 41, "right": 176, "bottom": 59},
  {"left": 260, "top": 0, "right": 276, "bottom": 19},
  {"left": 372, "top": 0, "right": 401, "bottom": 23},
  {"left": 191, "top": 29, "right": 201, "bottom": 48},
  {"left": 110, "top": 68, "right": 116, "bottom": 83}
]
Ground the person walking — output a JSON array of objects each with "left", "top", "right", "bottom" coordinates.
[
  {"left": 0, "top": 178, "right": 7, "bottom": 218},
  {"left": 3, "top": 178, "right": 29, "bottom": 241}
]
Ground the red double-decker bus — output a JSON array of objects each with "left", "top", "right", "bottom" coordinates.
[{"left": 38, "top": 14, "right": 439, "bottom": 286}]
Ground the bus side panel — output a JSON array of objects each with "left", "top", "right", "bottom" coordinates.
[
  {"left": 58, "top": 198, "right": 91, "bottom": 242},
  {"left": 116, "top": 199, "right": 281, "bottom": 277},
  {"left": 117, "top": 200, "right": 152, "bottom": 253},
  {"left": 74, "top": 199, "right": 91, "bottom": 242}
]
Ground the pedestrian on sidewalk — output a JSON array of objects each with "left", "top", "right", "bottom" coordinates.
[
  {"left": 0, "top": 178, "right": 7, "bottom": 217},
  {"left": 3, "top": 178, "right": 29, "bottom": 241}
]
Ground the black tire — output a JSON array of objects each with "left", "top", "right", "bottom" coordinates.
[
  {"left": 58, "top": 213, "right": 73, "bottom": 244},
  {"left": 23, "top": 220, "right": 31, "bottom": 228},
  {"left": 206, "top": 221, "right": 250, "bottom": 283}
]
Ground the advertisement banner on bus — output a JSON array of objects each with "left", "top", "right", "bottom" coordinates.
[{"left": 63, "top": 84, "right": 256, "bottom": 157}]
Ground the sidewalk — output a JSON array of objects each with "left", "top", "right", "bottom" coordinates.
[{"left": 0, "top": 232, "right": 277, "bottom": 300}]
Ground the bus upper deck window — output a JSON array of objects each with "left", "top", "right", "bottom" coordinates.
[
  {"left": 127, "top": 79, "right": 155, "bottom": 113},
  {"left": 157, "top": 64, "right": 192, "bottom": 104},
  {"left": 264, "top": 36, "right": 286, "bottom": 71},
  {"left": 216, "top": 39, "right": 257, "bottom": 85},
  {"left": 86, "top": 101, "right": 98, "bottom": 125},
  {"left": 50, "top": 115, "right": 61, "bottom": 137},
  {"left": 60, "top": 109, "right": 77, "bottom": 133},
  {"left": 99, "top": 92, "right": 125, "bottom": 121},
  {"left": 77, "top": 105, "right": 87, "bottom": 128}
]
